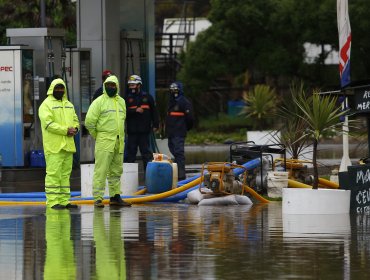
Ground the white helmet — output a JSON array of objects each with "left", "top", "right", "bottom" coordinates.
[
  {"left": 128, "top": 75, "right": 142, "bottom": 85},
  {"left": 169, "top": 83, "right": 179, "bottom": 91}
]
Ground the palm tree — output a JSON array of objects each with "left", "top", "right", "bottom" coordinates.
[
  {"left": 294, "top": 91, "right": 349, "bottom": 189},
  {"left": 240, "top": 84, "right": 277, "bottom": 130},
  {"left": 277, "top": 81, "right": 311, "bottom": 159}
]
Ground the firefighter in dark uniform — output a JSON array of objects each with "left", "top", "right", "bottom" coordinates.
[
  {"left": 166, "top": 82, "right": 194, "bottom": 180},
  {"left": 125, "top": 75, "right": 159, "bottom": 172}
]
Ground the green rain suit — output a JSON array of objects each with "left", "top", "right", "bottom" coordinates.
[
  {"left": 85, "top": 75, "right": 126, "bottom": 201},
  {"left": 39, "top": 78, "right": 79, "bottom": 207}
]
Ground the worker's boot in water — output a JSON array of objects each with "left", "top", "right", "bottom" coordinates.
[{"left": 110, "top": 194, "right": 131, "bottom": 207}]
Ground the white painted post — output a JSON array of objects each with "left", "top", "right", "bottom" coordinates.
[{"left": 340, "top": 99, "right": 351, "bottom": 172}]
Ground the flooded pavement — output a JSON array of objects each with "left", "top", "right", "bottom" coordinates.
[{"left": 1, "top": 202, "right": 370, "bottom": 280}]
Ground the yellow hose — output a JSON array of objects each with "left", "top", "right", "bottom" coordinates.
[
  {"left": 0, "top": 201, "right": 45, "bottom": 206},
  {"left": 243, "top": 185, "right": 270, "bottom": 203},
  {"left": 70, "top": 177, "right": 202, "bottom": 205},
  {"left": 288, "top": 179, "right": 312, "bottom": 189},
  {"left": 318, "top": 178, "right": 339, "bottom": 189},
  {"left": 133, "top": 188, "right": 147, "bottom": 195},
  {"left": 1, "top": 176, "right": 284, "bottom": 206},
  {"left": 0, "top": 178, "right": 202, "bottom": 206},
  {"left": 288, "top": 178, "right": 339, "bottom": 189},
  {"left": 125, "top": 177, "right": 202, "bottom": 203}
]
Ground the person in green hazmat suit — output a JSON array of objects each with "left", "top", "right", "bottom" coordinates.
[
  {"left": 85, "top": 75, "right": 131, "bottom": 208},
  {"left": 39, "top": 78, "right": 79, "bottom": 209},
  {"left": 44, "top": 208, "right": 76, "bottom": 280},
  {"left": 93, "top": 209, "right": 127, "bottom": 279}
]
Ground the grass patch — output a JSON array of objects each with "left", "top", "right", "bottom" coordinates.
[{"left": 197, "top": 113, "right": 252, "bottom": 132}]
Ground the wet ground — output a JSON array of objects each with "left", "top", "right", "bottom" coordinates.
[{"left": 1, "top": 202, "right": 370, "bottom": 280}]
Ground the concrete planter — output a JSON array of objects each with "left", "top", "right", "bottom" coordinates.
[
  {"left": 81, "top": 163, "right": 139, "bottom": 197},
  {"left": 282, "top": 188, "right": 351, "bottom": 214}
]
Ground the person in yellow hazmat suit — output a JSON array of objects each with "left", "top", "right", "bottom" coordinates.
[
  {"left": 44, "top": 208, "right": 76, "bottom": 280},
  {"left": 39, "top": 78, "right": 79, "bottom": 209},
  {"left": 93, "top": 209, "right": 127, "bottom": 279},
  {"left": 85, "top": 75, "right": 131, "bottom": 208}
]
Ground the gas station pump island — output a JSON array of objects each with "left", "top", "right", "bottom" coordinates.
[
  {"left": 0, "top": 0, "right": 156, "bottom": 191},
  {"left": 0, "top": 28, "right": 94, "bottom": 169},
  {"left": 0, "top": 45, "right": 34, "bottom": 167}
]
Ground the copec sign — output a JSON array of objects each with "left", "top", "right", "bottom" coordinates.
[{"left": 0, "top": 66, "right": 13, "bottom": 71}]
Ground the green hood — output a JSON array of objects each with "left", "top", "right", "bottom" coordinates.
[
  {"left": 47, "top": 78, "right": 68, "bottom": 100},
  {"left": 47, "top": 78, "right": 67, "bottom": 100},
  {"left": 103, "top": 75, "right": 120, "bottom": 97}
]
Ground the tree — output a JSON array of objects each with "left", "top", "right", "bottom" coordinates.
[
  {"left": 293, "top": 91, "right": 348, "bottom": 189},
  {"left": 239, "top": 84, "right": 277, "bottom": 130},
  {"left": 178, "top": 0, "right": 370, "bottom": 117},
  {"left": 349, "top": 0, "right": 370, "bottom": 81},
  {"left": 178, "top": 0, "right": 310, "bottom": 98},
  {"left": 277, "top": 81, "right": 311, "bottom": 159},
  {"left": 0, "top": 0, "right": 76, "bottom": 45}
]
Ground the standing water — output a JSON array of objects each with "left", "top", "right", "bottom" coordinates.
[{"left": 0, "top": 203, "right": 369, "bottom": 279}]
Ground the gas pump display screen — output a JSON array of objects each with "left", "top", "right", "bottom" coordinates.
[{"left": 80, "top": 51, "right": 90, "bottom": 114}]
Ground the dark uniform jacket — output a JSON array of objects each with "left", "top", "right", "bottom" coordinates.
[
  {"left": 165, "top": 82, "right": 194, "bottom": 137},
  {"left": 92, "top": 85, "right": 103, "bottom": 101},
  {"left": 125, "top": 90, "right": 159, "bottom": 134}
]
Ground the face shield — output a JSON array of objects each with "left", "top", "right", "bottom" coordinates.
[{"left": 169, "top": 83, "right": 179, "bottom": 97}]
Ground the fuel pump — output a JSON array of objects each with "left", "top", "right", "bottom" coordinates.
[
  {"left": 4, "top": 28, "right": 67, "bottom": 167},
  {"left": 0, "top": 46, "right": 34, "bottom": 167},
  {"left": 65, "top": 48, "right": 94, "bottom": 163},
  {"left": 120, "top": 30, "right": 146, "bottom": 95}
]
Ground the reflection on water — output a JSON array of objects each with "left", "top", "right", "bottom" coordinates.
[
  {"left": 283, "top": 214, "right": 351, "bottom": 240},
  {"left": 92, "top": 209, "right": 126, "bottom": 280},
  {"left": 185, "top": 144, "right": 367, "bottom": 164},
  {"left": 1, "top": 203, "right": 370, "bottom": 279},
  {"left": 44, "top": 208, "right": 76, "bottom": 280}
]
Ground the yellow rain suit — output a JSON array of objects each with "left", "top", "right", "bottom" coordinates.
[
  {"left": 39, "top": 78, "right": 79, "bottom": 207},
  {"left": 85, "top": 75, "right": 126, "bottom": 201}
]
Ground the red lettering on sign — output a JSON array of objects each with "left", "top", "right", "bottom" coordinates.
[{"left": 0, "top": 66, "right": 13, "bottom": 71}]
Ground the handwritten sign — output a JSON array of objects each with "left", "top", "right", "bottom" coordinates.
[
  {"left": 355, "top": 187, "right": 370, "bottom": 214},
  {"left": 354, "top": 85, "right": 370, "bottom": 114},
  {"left": 341, "top": 165, "right": 370, "bottom": 213}
]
